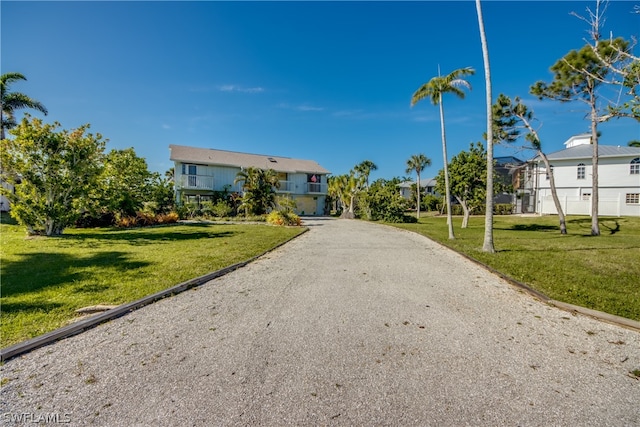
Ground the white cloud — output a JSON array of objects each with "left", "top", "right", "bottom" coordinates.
[
  {"left": 276, "top": 102, "right": 324, "bottom": 112},
  {"left": 296, "top": 104, "right": 324, "bottom": 112},
  {"left": 218, "top": 84, "right": 264, "bottom": 94}
]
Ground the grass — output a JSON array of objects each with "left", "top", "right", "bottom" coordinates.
[
  {"left": 0, "top": 213, "right": 304, "bottom": 348},
  {"left": 391, "top": 214, "right": 640, "bottom": 322}
]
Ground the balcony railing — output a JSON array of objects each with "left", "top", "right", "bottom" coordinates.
[
  {"left": 305, "top": 182, "right": 327, "bottom": 194},
  {"left": 277, "top": 181, "right": 294, "bottom": 193},
  {"left": 179, "top": 174, "right": 214, "bottom": 190}
]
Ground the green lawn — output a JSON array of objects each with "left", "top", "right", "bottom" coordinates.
[
  {"left": 392, "top": 214, "right": 640, "bottom": 322},
  {"left": 0, "top": 216, "right": 305, "bottom": 348}
]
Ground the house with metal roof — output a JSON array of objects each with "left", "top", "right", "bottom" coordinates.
[
  {"left": 169, "top": 145, "right": 330, "bottom": 215},
  {"left": 518, "top": 134, "right": 640, "bottom": 216},
  {"left": 398, "top": 178, "right": 438, "bottom": 200}
]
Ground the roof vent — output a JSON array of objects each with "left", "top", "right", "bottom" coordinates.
[{"left": 267, "top": 157, "right": 277, "bottom": 163}]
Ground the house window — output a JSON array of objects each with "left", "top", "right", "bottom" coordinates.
[
  {"left": 545, "top": 165, "right": 554, "bottom": 180},
  {"left": 577, "top": 163, "right": 585, "bottom": 179},
  {"left": 631, "top": 158, "right": 640, "bottom": 175},
  {"left": 581, "top": 192, "right": 591, "bottom": 201},
  {"left": 181, "top": 164, "right": 197, "bottom": 175},
  {"left": 626, "top": 193, "right": 640, "bottom": 204}
]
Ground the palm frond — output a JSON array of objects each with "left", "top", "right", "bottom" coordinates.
[{"left": 2, "top": 93, "right": 48, "bottom": 115}]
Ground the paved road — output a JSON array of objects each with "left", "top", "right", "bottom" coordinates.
[{"left": 1, "top": 218, "right": 639, "bottom": 426}]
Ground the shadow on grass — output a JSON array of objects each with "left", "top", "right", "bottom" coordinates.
[
  {"left": 55, "top": 228, "right": 238, "bottom": 247},
  {"left": 507, "top": 224, "right": 559, "bottom": 232},
  {"left": 1, "top": 251, "right": 150, "bottom": 297},
  {"left": 0, "top": 212, "right": 18, "bottom": 225},
  {"left": 0, "top": 300, "right": 64, "bottom": 315},
  {"left": 568, "top": 217, "right": 621, "bottom": 235}
]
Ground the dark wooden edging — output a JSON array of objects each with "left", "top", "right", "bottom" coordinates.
[
  {"left": 1, "top": 227, "right": 309, "bottom": 362},
  {"left": 392, "top": 224, "right": 640, "bottom": 333}
]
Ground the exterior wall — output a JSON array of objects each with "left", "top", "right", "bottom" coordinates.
[
  {"left": 534, "top": 156, "right": 640, "bottom": 217},
  {"left": 399, "top": 181, "right": 438, "bottom": 200}
]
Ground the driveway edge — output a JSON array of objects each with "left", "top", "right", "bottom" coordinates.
[{"left": 0, "top": 227, "right": 309, "bottom": 362}]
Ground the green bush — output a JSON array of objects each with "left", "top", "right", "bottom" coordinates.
[
  {"left": 421, "top": 194, "right": 442, "bottom": 212},
  {"left": 445, "top": 203, "right": 514, "bottom": 216},
  {"left": 212, "top": 200, "right": 233, "bottom": 217}
]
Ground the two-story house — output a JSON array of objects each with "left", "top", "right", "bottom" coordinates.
[
  {"left": 398, "top": 178, "right": 438, "bottom": 200},
  {"left": 169, "top": 145, "right": 330, "bottom": 215},
  {"left": 523, "top": 134, "right": 640, "bottom": 217}
]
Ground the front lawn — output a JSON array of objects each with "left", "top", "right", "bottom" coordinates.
[
  {"left": 0, "top": 216, "right": 304, "bottom": 348},
  {"left": 391, "top": 214, "right": 640, "bottom": 321}
]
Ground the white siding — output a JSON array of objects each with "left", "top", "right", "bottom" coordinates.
[{"left": 535, "top": 156, "right": 640, "bottom": 216}]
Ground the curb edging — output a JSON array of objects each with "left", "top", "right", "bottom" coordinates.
[{"left": 0, "top": 227, "right": 309, "bottom": 362}]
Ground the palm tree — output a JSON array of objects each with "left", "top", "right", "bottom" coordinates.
[
  {"left": 1, "top": 72, "right": 48, "bottom": 140},
  {"left": 411, "top": 66, "right": 475, "bottom": 239},
  {"left": 405, "top": 154, "right": 431, "bottom": 219},
  {"left": 234, "top": 167, "right": 280, "bottom": 215},
  {"left": 476, "top": 0, "right": 496, "bottom": 253},
  {"left": 354, "top": 160, "right": 377, "bottom": 188}
]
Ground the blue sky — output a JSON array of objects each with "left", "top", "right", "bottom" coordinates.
[{"left": 2, "top": 1, "right": 639, "bottom": 181}]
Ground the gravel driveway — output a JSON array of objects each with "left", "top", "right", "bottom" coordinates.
[{"left": 1, "top": 218, "right": 639, "bottom": 426}]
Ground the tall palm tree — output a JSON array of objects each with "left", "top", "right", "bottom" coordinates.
[
  {"left": 405, "top": 153, "right": 431, "bottom": 219},
  {"left": 411, "top": 66, "right": 475, "bottom": 239},
  {"left": 476, "top": 0, "right": 496, "bottom": 253},
  {"left": 354, "top": 160, "right": 377, "bottom": 188},
  {"left": 1, "top": 72, "right": 48, "bottom": 139}
]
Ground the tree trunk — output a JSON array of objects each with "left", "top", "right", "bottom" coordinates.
[
  {"left": 539, "top": 151, "right": 567, "bottom": 234},
  {"left": 340, "top": 194, "right": 356, "bottom": 219},
  {"left": 439, "top": 97, "right": 455, "bottom": 240},
  {"left": 476, "top": 0, "right": 495, "bottom": 253},
  {"left": 590, "top": 95, "right": 600, "bottom": 236},
  {"left": 457, "top": 196, "right": 470, "bottom": 228},
  {"left": 416, "top": 173, "right": 421, "bottom": 220}
]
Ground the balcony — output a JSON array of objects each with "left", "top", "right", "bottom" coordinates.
[
  {"left": 305, "top": 182, "right": 327, "bottom": 194},
  {"left": 277, "top": 180, "right": 294, "bottom": 193},
  {"left": 179, "top": 174, "right": 214, "bottom": 190}
]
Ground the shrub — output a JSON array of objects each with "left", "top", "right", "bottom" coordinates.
[
  {"left": 176, "top": 202, "right": 200, "bottom": 219},
  {"left": 212, "top": 200, "right": 233, "bottom": 218},
  {"left": 116, "top": 215, "right": 137, "bottom": 228},
  {"left": 266, "top": 211, "right": 302, "bottom": 226},
  {"left": 156, "top": 212, "right": 179, "bottom": 224},
  {"left": 116, "top": 211, "right": 179, "bottom": 228},
  {"left": 444, "top": 203, "right": 514, "bottom": 216},
  {"left": 421, "top": 195, "right": 442, "bottom": 212}
]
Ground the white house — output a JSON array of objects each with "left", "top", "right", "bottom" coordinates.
[
  {"left": 531, "top": 134, "right": 640, "bottom": 217},
  {"left": 169, "top": 145, "right": 330, "bottom": 215}
]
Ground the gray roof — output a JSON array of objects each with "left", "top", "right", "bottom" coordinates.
[
  {"left": 399, "top": 178, "right": 437, "bottom": 188},
  {"left": 169, "top": 145, "right": 330, "bottom": 174},
  {"left": 540, "top": 145, "right": 640, "bottom": 161}
]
